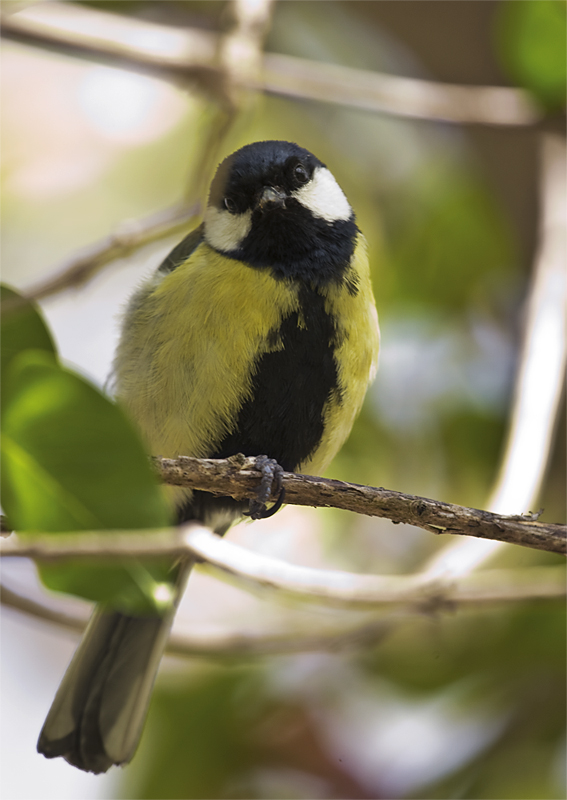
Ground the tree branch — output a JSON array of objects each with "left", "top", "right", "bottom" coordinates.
[
  {"left": 1, "top": 2, "right": 541, "bottom": 127},
  {"left": 0, "top": 527, "right": 564, "bottom": 609},
  {"left": 262, "top": 53, "right": 541, "bottom": 127},
  {"left": 153, "top": 456, "right": 566, "bottom": 556}
]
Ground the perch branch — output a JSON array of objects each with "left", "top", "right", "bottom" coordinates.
[{"left": 154, "top": 456, "right": 566, "bottom": 556}]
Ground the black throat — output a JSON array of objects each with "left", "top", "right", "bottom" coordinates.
[{"left": 229, "top": 204, "right": 358, "bottom": 289}]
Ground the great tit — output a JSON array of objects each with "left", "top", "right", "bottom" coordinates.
[{"left": 37, "top": 140, "right": 380, "bottom": 773}]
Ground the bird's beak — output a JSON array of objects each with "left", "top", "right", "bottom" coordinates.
[{"left": 257, "top": 186, "right": 287, "bottom": 210}]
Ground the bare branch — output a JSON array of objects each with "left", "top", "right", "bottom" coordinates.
[
  {"left": 0, "top": 528, "right": 194, "bottom": 561},
  {"left": 179, "top": 0, "right": 276, "bottom": 203},
  {"left": 0, "top": 584, "right": 87, "bottom": 633},
  {"left": 12, "top": 203, "right": 200, "bottom": 306},
  {"left": 153, "top": 456, "right": 566, "bottom": 556},
  {"left": 4, "top": 569, "right": 563, "bottom": 660},
  {"left": 1, "top": 2, "right": 541, "bottom": 127},
  {"left": 0, "top": 3, "right": 228, "bottom": 102},
  {"left": 1, "top": 527, "right": 564, "bottom": 609},
  {"left": 220, "top": 0, "right": 276, "bottom": 106},
  {"left": 262, "top": 53, "right": 541, "bottom": 127}
]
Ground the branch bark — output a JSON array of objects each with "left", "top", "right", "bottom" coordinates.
[{"left": 154, "top": 456, "right": 567, "bottom": 556}]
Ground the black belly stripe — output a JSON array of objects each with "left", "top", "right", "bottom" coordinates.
[
  {"left": 212, "top": 284, "right": 341, "bottom": 471},
  {"left": 177, "top": 284, "right": 342, "bottom": 525}
]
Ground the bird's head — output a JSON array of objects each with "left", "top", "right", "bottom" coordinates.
[{"left": 203, "top": 141, "right": 357, "bottom": 284}]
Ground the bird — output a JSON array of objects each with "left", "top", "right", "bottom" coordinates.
[{"left": 37, "top": 140, "right": 380, "bottom": 773}]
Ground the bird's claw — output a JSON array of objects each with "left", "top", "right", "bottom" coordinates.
[{"left": 245, "top": 455, "right": 286, "bottom": 519}]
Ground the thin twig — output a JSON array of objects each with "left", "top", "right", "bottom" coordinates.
[
  {"left": 0, "top": 584, "right": 88, "bottom": 633},
  {"left": 1, "top": 2, "right": 541, "bottom": 127},
  {"left": 13, "top": 203, "right": 200, "bottom": 306},
  {"left": 153, "top": 456, "right": 566, "bottom": 555}
]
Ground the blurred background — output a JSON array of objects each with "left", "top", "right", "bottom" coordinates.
[{"left": 1, "top": 1, "right": 565, "bottom": 798}]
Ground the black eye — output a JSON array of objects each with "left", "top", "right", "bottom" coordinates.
[
  {"left": 293, "top": 164, "right": 310, "bottom": 185},
  {"left": 223, "top": 197, "right": 237, "bottom": 213}
]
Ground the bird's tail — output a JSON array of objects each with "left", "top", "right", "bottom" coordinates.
[{"left": 37, "top": 560, "right": 193, "bottom": 774}]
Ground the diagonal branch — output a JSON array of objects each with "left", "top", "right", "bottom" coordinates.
[
  {"left": 4, "top": 0, "right": 275, "bottom": 308},
  {"left": 6, "top": 203, "right": 200, "bottom": 308}
]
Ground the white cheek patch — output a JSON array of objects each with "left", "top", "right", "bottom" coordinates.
[
  {"left": 292, "top": 167, "right": 352, "bottom": 223},
  {"left": 204, "top": 206, "right": 252, "bottom": 252}
]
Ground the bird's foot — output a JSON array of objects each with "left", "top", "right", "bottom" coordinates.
[{"left": 245, "top": 455, "right": 286, "bottom": 520}]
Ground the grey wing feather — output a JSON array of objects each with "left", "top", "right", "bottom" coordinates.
[{"left": 157, "top": 224, "right": 204, "bottom": 274}]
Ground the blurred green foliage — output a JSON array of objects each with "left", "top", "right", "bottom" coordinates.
[
  {"left": 399, "top": 605, "right": 567, "bottom": 799},
  {"left": 385, "top": 165, "right": 516, "bottom": 313},
  {"left": 124, "top": 668, "right": 268, "bottom": 799},
  {"left": 495, "top": 0, "right": 567, "bottom": 110}
]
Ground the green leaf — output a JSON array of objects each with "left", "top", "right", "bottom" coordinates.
[
  {"left": 495, "top": 0, "right": 567, "bottom": 109},
  {"left": 1, "top": 350, "right": 174, "bottom": 613},
  {"left": 1, "top": 284, "right": 57, "bottom": 404}
]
